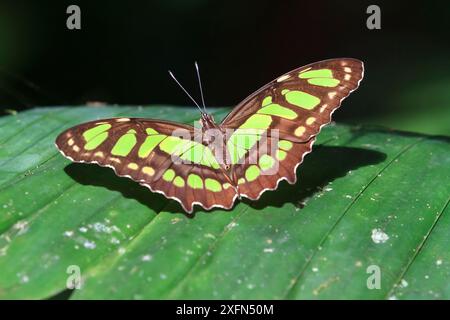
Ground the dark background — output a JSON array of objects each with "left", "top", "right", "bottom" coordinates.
[{"left": 0, "top": 0, "right": 449, "bottom": 135}]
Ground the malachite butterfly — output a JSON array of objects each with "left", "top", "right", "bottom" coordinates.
[{"left": 55, "top": 58, "right": 364, "bottom": 213}]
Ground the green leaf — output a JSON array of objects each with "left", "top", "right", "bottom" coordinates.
[{"left": 0, "top": 106, "right": 449, "bottom": 300}]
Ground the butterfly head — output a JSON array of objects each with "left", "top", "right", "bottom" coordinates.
[{"left": 200, "top": 112, "right": 217, "bottom": 130}]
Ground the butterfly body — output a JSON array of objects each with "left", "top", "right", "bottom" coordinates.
[{"left": 56, "top": 58, "right": 364, "bottom": 213}]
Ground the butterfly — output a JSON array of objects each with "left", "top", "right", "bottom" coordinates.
[{"left": 55, "top": 58, "right": 364, "bottom": 213}]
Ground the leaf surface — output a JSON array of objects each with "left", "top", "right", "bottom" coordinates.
[{"left": 0, "top": 106, "right": 448, "bottom": 299}]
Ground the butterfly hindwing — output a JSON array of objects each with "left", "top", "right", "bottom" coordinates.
[
  {"left": 55, "top": 117, "right": 237, "bottom": 212},
  {"left": 231, "top": 135, "right": 316, "bottom": 200}
]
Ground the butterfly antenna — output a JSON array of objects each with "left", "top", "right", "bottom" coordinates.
[
  {"left": 194, "top": 61, "right": 207, "bottom": 113},
  {"left": 168, "top": 70, "right": 204, "bottom": 114}
]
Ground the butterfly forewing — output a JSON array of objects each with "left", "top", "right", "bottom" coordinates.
[{"left": 221, "top": 58, "right": 363, "bottom": 142}]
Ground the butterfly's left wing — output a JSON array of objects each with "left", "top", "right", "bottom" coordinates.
[
  {"left": 55, "top": 118, "right": 237, "bottom": 213},
  {"left": 221, "top": 58, "right": 364, "bottom": 199}
]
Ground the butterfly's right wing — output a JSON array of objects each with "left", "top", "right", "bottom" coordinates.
[
  {"left": 220, "top": 58, "right": 364, "bottom": 199},
  {"left": 55, "top": 117, "right": 237, "bottom": 213}
]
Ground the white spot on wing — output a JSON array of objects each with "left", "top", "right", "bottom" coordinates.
[
  {"left": 277, "top": 74, "right": 291, "bottom": 82},
  {"left": 319, "top": 104, "right": 328, "bottom": 113}
]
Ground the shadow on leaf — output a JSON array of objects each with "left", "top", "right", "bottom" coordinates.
[
  {"left": 64, "top": 163, "right": 169, "bottom": 213},
  {"left": 64, "top": 146, "right": 386, "bottom": 216},
  {"left": 246, "top": 145, "right": 387, "bottom": 210}
]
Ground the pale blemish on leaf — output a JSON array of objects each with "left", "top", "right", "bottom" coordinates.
[{"left": 371, "top": 228, "right": 389, "bottom": 244}]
